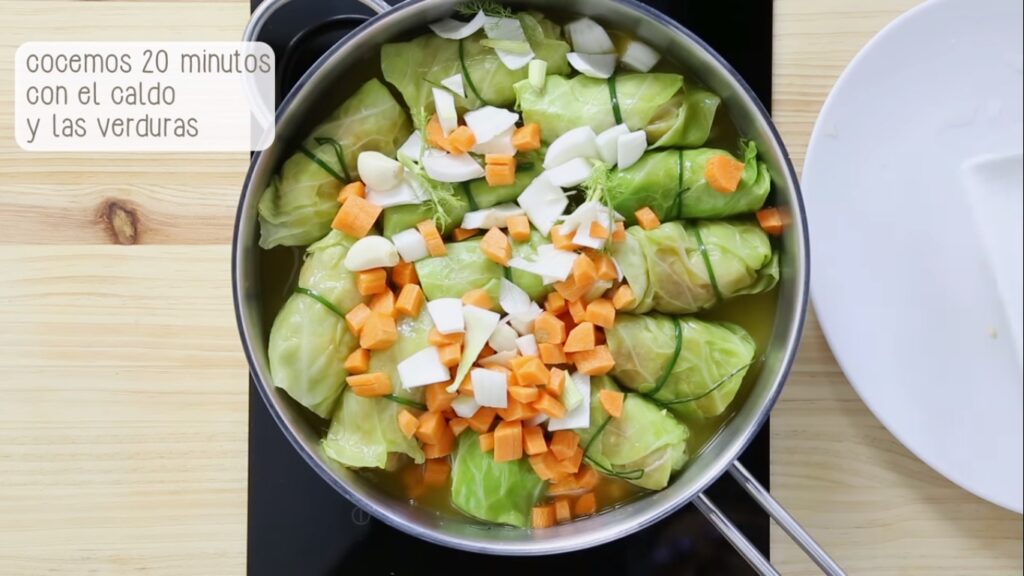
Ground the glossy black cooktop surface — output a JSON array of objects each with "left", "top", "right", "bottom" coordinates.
[{"left": 247, "top": 1, "right": 773, "bottom": 574}]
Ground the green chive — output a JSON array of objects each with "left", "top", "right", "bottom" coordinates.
[
  {"left": 693, "top": 224, "right": 724, "bottom": 304},
  {"left": 646, "top": 317, "right": 683, "bottom": 397},
  {"left": 607, "top": 75, "right": 623, "bottom": 126},
  {"left": 294, "top": 287, "right": 345, "bottom": 319},
  {"left": 313, "top": 136, "right": 352, "bottom": 182},
  {"left": 298, "top": 145, "right": 346, "bottom": 184}
]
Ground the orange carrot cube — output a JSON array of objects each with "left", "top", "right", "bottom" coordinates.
[
  {"left": 347, "top": 372, "right": 392, "bottom": 397},
  {"left": 344, "top": 348, "right": 371, "bottom": 375},
  {"left": 546, "top": 368, "right": 567, "bottom": 397},
  {"left": 391, "top": 261, "right": 419, "bottom": 287},
  {"left": 428, "top": 328, "right": 463, "bottom": 347},
  {"left": 426, "top": 382, "right": 457, "bottom": 412},
  {"left": 485, "top": 163, "right": 516, "bottom": 187},
  {"left": 416, "top": 220, "right": 447, "bottom": 257},
  {"left": 588, "top": 221, "right": 609, "bottom": 240},
  {"left": 634, "top": 207, "right": 660, "bottom": 230},
  {"left": 370, "top": 288, "right": 396, "bottom": 317},
  {"left": 345, "top": 303, "right": 372, "bottom": 335},
  {"left": 446, "top": 126, "right": 477, "bottom": 155},
  {"left": 704, "top": 154, "right": 746, "bottom": 193},
  {"left": 397, "top": 409, "right": 419, "bottom": 438},
  {"left": 509, "top": 386, "right": 541, "bottom": 404},
  {"left": 549, "top": 225, "right": 576, "bottom": 251},
  {"left": 461, "top": 288, "right": 493, "bottom": 310},
  {"left": 612, "top": 221, "right": 627, "bottom": 242},
  {"left": 545, "top": 292, "right": 567, "bottom": 315},
  {"left": 449, "top": 417, "right": 470, "bottom": 437},
  {"left": 533, "top": 393, "right": 567, "bottom": 419},
  {"left": 584, "top": 298, "right": 616, "bottom": 329},
  {"left": 571, "top": 345, "right": 615, "bottom": 375},
  {"left": 522, "top": 425, "right": 548, "bottom": 456},
  {"left": 599, "top": 389, "right": 625, "bottom": 418},
  {"left": 395, "top": 284, "right": 424, "bottom": 317},
  {"left": 493, "top": 420, "right": 524, "bottom": 462},
  {"left": 452, "top": 227, "right": 479, "bottom": 241},
  {"left": 757, "top": 207, "right": 785, "bottom": 236},
  {"left": 534, "top": 312, "right": 566, "bottom": 344},
  {"left": 480, "top": 227, "right": 511, "bottom": 266},
  {"left": 337, "top": 181, "right": 365, "bottom": 205},
  {"left": 357, "top": 268, "right": 388, "bottom": 296},
  {"left": 332, "top": 195, "right": 382, "bottom": 239},
  {"left": 438, "top": 343, "right": 462, "bottom": 368},
  {"left": 359, "top": 312, "right": 398, "bottom": 350},
  {"left": 512, "top": 123, "right": 541, "bottom": 152},
  {"left": 612, "top": 284, "right": 636, "bottom": 310},
  {"left": 549, "top": 430, "right": 580, "bottom": 461},
  {"left": 423, "top": 458, "right": 451, "bottom": 486},
  {"left": 532, "top": 504, "right": 556, "bottom": 529},
  {"left": 554, "top": 498, "right": 573, "bottom": 523},
  {"left": 479, "top": 431, "right": 495, "bottom": 452},
  {"left": 564, "top": 322, "right": 596, "bottom": 353},
  {"left": 567, "top": 299, "right": 587, "bottom": 324},
  {"left": 466, "top": 407, "right": 497, "bottom": 433},
  {"left": 574, "top": 492, "right": 597, "bottom": 517},
  {"left": 507, "top": 214, "right": 531, "bottom": 241},
  {"left": 538, "top": 343, "right": 567, "bottom": 365}
]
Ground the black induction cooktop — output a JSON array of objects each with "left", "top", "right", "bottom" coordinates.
[{"left": 247, "top": 1, "right": 773, "bottom": 574}]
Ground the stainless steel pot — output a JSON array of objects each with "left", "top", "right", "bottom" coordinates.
[{"left": 235, "top": 1, "right": 843, "bottom": 573}]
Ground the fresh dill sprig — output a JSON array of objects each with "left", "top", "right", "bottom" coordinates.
[
  {"left": 581, "top": 162, "right": 619, "bottom": 253},
  {"left": 398, "top": 153, "right": 461, "bottom": 231},
  {"left": 456, "top": 0, "right": 513, "bottom": 19}
]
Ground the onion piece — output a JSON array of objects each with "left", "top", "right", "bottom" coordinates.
[
  {"left": 366, "top": 177, "right": 427, "bottom": 208},
  {"left": 464, "top": 106, "right": 519, "bottom": 145},
  {"left": 507, "top": 302, "right": 543, "bottom": 335},
  {"left": 427, "top": 298, "right": 465, "bottom": 335},
  {"left": 515, "top": 334, "right": 539, "bottom": 357},
  {"left": 544, "top": 126, "right": 600, "bottom": 169},
  {"left": 461, "top": 203, "right": 525, "bottom": 230},
  {"left": 565, "top": 17, "right": 616, "bottom": 54},
  {"left": 509, "top": 244, "right": 578, "bottom": 283},
  {"left": 440, "top": 73, "right": 466, "bottom": 98},
  {"left": 499, "top": 278, "right": 531, "bottom": 315},
  {"left": 423, "top": 152, "right": 485, "bottom": 183},
  {"left": 428, "top": 10, "right": 487, "bottom": 40},
  {"left": 397, "top": 346, "right": 451, "bottom": 389},
  {"left": 528, "top": 59, "right": 548, "bottom": 90},
  {"left": 432, "top": 87, "right": 459, "bottom": 136},
  {"left": 617, "top": 130, "right": 648, "bottom": 170},
  {"left": 547, "top": 372, "right": 591, "bottom": 431},
  {"left": 568, "top": 52, "right": 617, "bottom": 79},
  {"left": 451, "top": 395, "right": 481, "bottom": 418},
  {"left": 545, "top": 158, "right": 595, "bottom": 189},
  {"left": 484, "top": 16, "right": 534, "bottom": 71},
  {"left": 517, "top": 175, "right": 569, "bottom": 235},
  {"left": 471, "top": 368, "right": 509, "bottom": 409},
  {"left": 471, "top": 127, "right": 517, "bottom": 155},
  {"left": 396, "top": 130, "right": 424, "bottom": 163},
  {"left": 596, "top": 124, "right": 630, "bottom": 166},
  {"left": 448, "top": 306, "right": 501, "bottom": 393},
  {"left": 488, "top": 323, "right": 520, "bottom": 353},
  {"left": 391, "top": 228, "right": 429, "bottom": 263},
  {"left": 620, "top": 39, "right": 661, "bottom": 72}
]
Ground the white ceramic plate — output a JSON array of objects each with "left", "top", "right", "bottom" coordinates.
[{"left": 804, "top": 0, "right": 1023, "bottom": 513}]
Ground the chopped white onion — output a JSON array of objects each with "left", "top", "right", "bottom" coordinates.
[
  {"left": 565, "top": 17, "right": 616, "bottom": 54},
  {"left": 583, "top": 279, "right": 614, "bottom": 302},
  {"left": 463, "top": 106, "right": 520, "bottom": 145},
  {"left": 391, "top": 228, "right": 429, "bottom": 263},
  {"left": 545, "top": 157, "right": 595, "bottom": 189},
  {"left": 483, "top": 16, "right": 535, "bottom": 71},
  {"left": 499, "top": 278, "right": 531, "bottom": 315},
  {"left": 432, "top": 87, "right": 459, "bottom": 136},
  {"left": 428, "top": 10, "right": 487, "bottom": 40},
  {"left": 544, "top": 126, "right": 600, "bottom": 169},
  {"left": 471, "top": 127, "right": 517, "bottom": 155},
  {"left": 572, "top": 218, "right": 605, "bottom": 250},
  {"left": 461, "top": 203, "right": 525, "bottom": 230},
  {"left": 366, "top": 177, "right": 428, "bottom": 209},
  {"left": 515, "top": 334, "right": 539, "bottom": 357},
  {"left": 517, "top": 175, "right": 569, "bottom": 236},
  {"left": 343, "top": 235, "right": 400, "bottom": 271},
  {"left": 423, "top": 153, "right": 485, "bottom": 183},
  {"left": 471, "top": 368, "right": 509, "bottom": 408},
  {"left": 440, "top": 73, "right": 466, "bottom": 98},
  {"left": 397, "top": 130, "right": 424, "bottom": 163},
  {"left": 451, "top": 395, "right": 481, "bottom": 418},
  {"left": 547, "top": 372, "right": 592, "bottom": 431},
  {"left": 509, "top": 244, "right": 578, "bottom": 283},
  {"left": 448, "top": 305, "right": 501, "bottom": 392},
  {"left": 479, "top": 350, "right": 518, "bottom": 369},
  {"left": 357, "top": 151, "right": 405, "bottom": 191},
  {"left": 427, "top": 298, "right": 465, "bottom": 335},
  {"left": 596, "top": 123, "right": 630, "bottom": 166},
  {"left": 528, "top": 59, "right": 548, "bottom": 90},
  {"left": 567, "top": 52, "right": 618, "bottom": 79},
  {"left": 488, "top": 323, "right": 520, "bottom": 352},
  {"left": 397, "top": 346, "right": 450, "bottom": 389},
  {"left": 617, "top": 130, "right": 648, "bottom": 170},
  {"left": 508, "top": 302, "right": 543, "bottom": 335},
  {"left": 620, "top": 39, "right": 661, "bottom": 72}
]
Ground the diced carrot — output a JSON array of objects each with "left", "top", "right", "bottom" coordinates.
[
  {"left": 437, "top": 343, "right": 462, "bottom": 368},
  {"left": 397, "top": 409, "right": 420, "bottom": 438},
  {"left": 357, "top": 268, "right": 388, "bottom": 296},
  {"left": 344, "top": 348, "right": 371, "bottom": 375},
  {"left": 446, "top": 126, "right": 477, "bottom": 155},
  {"left": 449, "top": 417, "right": 469, "bottom": 437},
  {"left": 485, "top": 163, "right": 516, "bottom": 187},
  {"left": 585, "top": 298, "right": 616, "bottom": 329},
  {"left": 573, "top": 492, "right": 597, "bottom": 517},
  {"left": 395, "top": 284, "right": 424, "bottom": 318},
  {"left": 533, "top": 393, "right": 567, "bottom": 419},
  {"left": 466, "top": 407, "right": 497, "bottom": 433},
  {"left": 756, "top": 207, "right": 785, "bottom": 236},
  {"left": 423, "top": 427, "right": 456, "bottom": 459},
  {"left": 576, "top": 465, "right": 600, "bottom": 490},
  {"left": 634, "top": 207, "right": 660, "bottom": 230},
  {"left": 705, "top": 154, "right": 746, "bottom": 193},
  {"left": 401, "top": 463, "right": 428, "bottom": 499},
  {"left": 428, "top": 328, "right": 463, "bottom": 347},
  {"left": 452, "top": 227, "right": 478, "bottom": 241},
  {"left": 359, "top": 312, "right": 398, "bottom": 350},
  {"left": 391, "top": 261, "right": 419, "bottom": 287},
  {"left": 588, "top": 221, "right": 610, "bottom": 240},
  {"left": 345, "top": 303, "right": 372, "bottom": 335},
  {"left": 332, "top": 195, "right": 382, "bottom": 238},
  {"left": 509, "top": 386, "right": 541, "bottom": 404},
  {"left": 544, "top": 292, "right": 567, "bottom": 315},
  {"left": 612, "top": 221, "right": 627, "bottom": 242},
  {"left": 480, "top": 227, "right": 512, "bottom": 265},
  {"left": 485, "top": 154, "right": 516, "bottom": 167},
  {"left": 337, "top": 181, "right": 365, "bottom": 205},
  {"left": 592, "top": 252, "right": 618, "bottom": 281},
  {"left": 549, "top": 225, "right": 576, "bottom": 251},
  {"left": 347, "top": 372, "right": 392, "bottom": 397},
  {"left": 415, "top": 411, "right": 447, "bottom": 445},
  {"left": 567, "top": 299, "right": 587, "bottom": 324},
  {"left": 522, "top": 425, "right": 548, "bottom": 456},
  {"left": 507, "top": 214, "right": 531, "bottom": 242},
  {"left": 511, "top": 356, "right": 548, "bottom": 387},
  {"left": 553, "top": 275, "right": 591, "bottom": 302},
  {"left": 546, "top": 368, "right": 567, "bottom": 397},
  {"left": 554, "top": 498, "right": 573, "bottom": 523},
  {"left": 512, "top": 123, "right": 542, "bottom": 152},
  {"left": 571, "top": 345, "right": 615, "bottom": 376},
  {"left": 461, "top": 288, "right": 493, "bottom": 310},
  {"left": 538, "top": 343, "right": 567, "bottom": 366},
  {"left": 612, "top": 284, "right": 636, "bottom": 310},
  {"left": 426, "top": 114, "right": 455, "bottom": 153},
  {"left": 493, "top": 420, "right": 524, "bottom": 462},
  {"left": 497, "top": 398, "right": 537, "bottom": 422},
  {"left": 426, "top": 382, "right": 457, "bottom": 412},
  {"left": 532, "top": 504, "right": 556, "bottom": 529},
  {"left": 564, "top": 322, "right": 596, "bottom": 353},
  {"left": 538, "top": 314, "right": 569, "bottom": 346},
  {"left": 416, "top": 220, "right": 447, "bottom": 257},
  {"left": 549, "top": 430, "right": 580, "bottom": 460},
  {"left": 554, "top": 446, "right": 584, "bottom": 475},
  {"left": 370, "top": 288, "right": 396, "bottom": 317},
  {"left": 548, "top": 475, "right": 580, "bottom": 496},
  {"left": 528, "top": 453, "right": 558, "bottom": 481},
  {"left": 479, "top": 431, "right": 495, "bottom": 452},
  {"left": 599, "top": 389, "right": 625, "bottom": 418},
  {"left": 423, "top": 458, "right": 451, "bottom": 486}
]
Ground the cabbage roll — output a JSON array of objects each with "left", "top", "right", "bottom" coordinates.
[
  {"left": 606, "top": 315, "right": 756, "bottom": 420},
  {"left": 607, "top": 142, "right": 771, "bottom": 223},
  {"left": 415, "top": 231, "right": 552, "bottom": 304},
  {"left": 321, "top": 310, "right": 435, "bottom": 469},
  {"left": 267, "top": 231, "right": 363, "bottom": 418},
  {"left": 451, "top": 431, "right": 546, "bottom": 528},
  {"left": 381, "top": 162, "right": 543, "bottom": 238},
  {"left": 610, "top": 220, "right": 778, "bottom": 314},
  {"left": 514, "top": 74, "right": 720, "bottom": 148},
  {"left": 576, "top": 376, "right": 690, "bottom": 490},
  {"left": 381, "top": 12, "right": 570, "bottom": 122},
  {"left": 258, "top": 79, "right": 413, "bottom": 248}
]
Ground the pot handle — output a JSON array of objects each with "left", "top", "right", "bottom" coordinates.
[
  {"left": 696, "top": 461, "right": 846, "bottom": 576},
  {"left": 357, "top": 0, "right": 395, "bottom": 14}
]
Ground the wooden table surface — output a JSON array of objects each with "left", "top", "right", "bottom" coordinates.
[{"left": 0, "top": 1, "right": 1020, "bottom": 574}]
